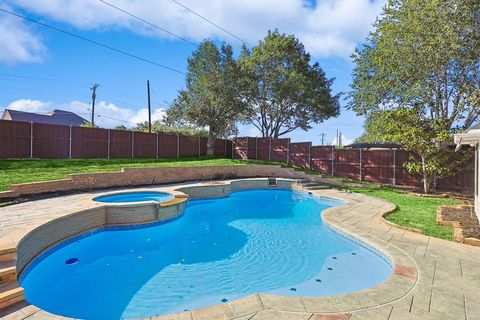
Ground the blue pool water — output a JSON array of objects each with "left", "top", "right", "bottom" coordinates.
[
  {"left": 94, "top": 191, "right": 174, "bottom": 203},
  {"left": 20, "top": 190, "right": 391, "bottom": 319}
]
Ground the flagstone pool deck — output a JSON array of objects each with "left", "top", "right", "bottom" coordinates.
[{"left": 0, "top": 178, "right": 479, "bottom": 320}]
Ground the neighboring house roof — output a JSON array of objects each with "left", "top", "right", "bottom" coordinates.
[
  {"left": 454, "top": 123, "right": 480, "bottom": 148},
  {"left": 1, "top": 109, "right": 87, "bottom": 127}
]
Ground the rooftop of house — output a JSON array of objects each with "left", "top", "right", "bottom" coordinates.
[
  {"left": 1, "top": 109, "right": 88, "bottom": 127},
  {"left": 454, "top": 123, "right": 480, "bottom": 147}
]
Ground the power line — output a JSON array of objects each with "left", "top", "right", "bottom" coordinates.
[
  {"left": 0, "top": 73, "right": 146, "bottom": 107},
  {"left": 169, "top": 0, "right": 252, "bottom": 46},
  {"left": 0, "top": 8, "right": 186, "bottom": 75},
  {"left": 97, "top": 0, "right": 198, "bottom": 47},
  {"left": 0, "top": 73, "right": 91, "bottom": 87}
]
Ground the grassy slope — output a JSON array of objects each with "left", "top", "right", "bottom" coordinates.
[
  {"left": 346, "top": 186, "right": 460, "bottom": 240},
  {"left": 0, "top": 157, "right": 277, "bottom": 191}
]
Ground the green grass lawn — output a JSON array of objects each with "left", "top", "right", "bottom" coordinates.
[
  {"left": 346, "top": 186, "right": 461, "bottom": 240},
  {"left": 0, "top": 157, "right": 277, "bottom": 191}
]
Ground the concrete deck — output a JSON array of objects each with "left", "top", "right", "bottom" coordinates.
[{"left": 1, "top": 180, "right": 479, "bottom": 320}]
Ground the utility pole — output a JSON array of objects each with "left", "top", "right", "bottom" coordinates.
[
  {"left": 318, "top": 132, "right": 325, "bottom": 145},
  {"left": 147, "top": 80, "right": 152, "bottom": 133},
  {"left": 90, "top": 83, "right": 99, "bottom": 127},
  {"left": 336, "top": 129, "right": 339, "bottom": 146}
]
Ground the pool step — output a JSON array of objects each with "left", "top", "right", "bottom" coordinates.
[
  {"left": 306, "top": 185, "right": 331, "bottom": 190},
  {"left": 0, "top": 281, "right": 24, "bottom": 309},
  {"left": 297, "top": 180, "right": 331, "bottom": 191},
  {"left": 300, "top": 182, "right": 321, "bottom": 187},
  {"left": 296, "top": 178, "right": 312, "bottom": 184},
  {"left": 0, "top": 260, "right": 16, "bottom": 284},
  {"left": 0, "top": 246, "right": 16, "bottom": 262}
]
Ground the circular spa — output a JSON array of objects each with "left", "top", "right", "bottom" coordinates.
[
  {"left": 19, "top": 189, "right": 392, "bottom": 319},
  {"left": 94, "top": 191, "right": 175, "bottom": 203}
]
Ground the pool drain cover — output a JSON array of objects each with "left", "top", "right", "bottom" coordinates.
[{"left": 65, "top": 258, "right": 79, "bottom": 265}]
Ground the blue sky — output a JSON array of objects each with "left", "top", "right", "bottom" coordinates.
[{"left": 0, "top": 0, "right": 386, "bottom": 145}]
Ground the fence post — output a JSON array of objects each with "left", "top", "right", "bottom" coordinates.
[
  {"left": 308, "top": 143, "right": 311, "bottom": 170},
  {"left": 131, "top": 131, "right": 135, "bottom": 158},
  {"left": 107, "top": 129, "right": 110, "bottom": 159},
  {"left": 286, "top": 139, "right": 290, "bottom": 164},
  {"left": 231, "top": 138, "right": 234, "bottom": 159},
  {"left": 269, "top": 137, "right": 272, "bottom": 161},
  {"left": 331, "top": 145, "right": 335, "bottom": 176},
  {"left": 359, "top": 149, "right": 362, "bottom": 181},
  {"left": 393, "top": 148, "right": 397, "bottom": 185},
  {"left": 30, "top": 121, "right": 33, "bottom": 159},
  {"left": 176, "top": 134, "right": 180, "bottom": 158},
  {"left": 156, "top": 133, "right": 159, "bottom": 158},
  {"left": 224, "top": 139, "right": 227, "bottom": 157},
  {"left": 198, "top": 136, "right": 201, "bottom": 157},
  {"left": 255, "top": 137, "right": 258, "bottom": 159},
  {"left": 69, "top": 125, "right": 72, "bottom": 159}
]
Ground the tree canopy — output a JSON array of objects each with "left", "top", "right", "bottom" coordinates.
[
  {"left": 164, "top": 40, "right": 245, "bottom": 155},
  {"left": 239, "top": 30, "right": 340, "bottom": 138},
  {"left": 134, "top": 120, "right": 208, "bottom": 137},
  {"left": 349, "top": 0, "right": 480, "bottom": 130},
  {"left": 350, "top": 0, "right": 479, "bottom": 192}
]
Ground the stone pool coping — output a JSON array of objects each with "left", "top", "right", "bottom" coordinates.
[{"left": 4, "top": 178, "right": 478, "bottom": 319}]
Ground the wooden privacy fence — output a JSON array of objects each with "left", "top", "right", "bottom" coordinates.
[
  {"left": 233, "top": 137, "right": 474, "bottom": 191},
  {"left": 0, "top": 120, "right": 473, "bottom": 191},
  {"left": 0, "top": 120, "right": 232, "bottom": 159}
]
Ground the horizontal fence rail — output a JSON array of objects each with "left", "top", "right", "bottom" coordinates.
[
  {"left": 0, "top": 120, "right": 232, "bottom": 159},
  {"left": 0, "top": 120, "right": 473, "bottom": 192}
]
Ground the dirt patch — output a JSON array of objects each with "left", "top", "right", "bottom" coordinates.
[{"left": 440, "top": 205, "right": 480, "bottom": 239}]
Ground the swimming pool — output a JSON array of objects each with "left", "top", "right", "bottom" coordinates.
[
  {"left": 20, "top": 189, "right": 392, "bottom": 319},
  {"left": 94, "top": 191, "right": 174, "bottom": 203}
]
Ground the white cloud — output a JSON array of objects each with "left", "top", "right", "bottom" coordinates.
[
  {"left": 4, "top": 0, "right": 386, "bottom": 61},
  {"left": 5, "top": 98, "right": 165, "bottom": 128},
  {"left": 5, "top": 98, "right": 49, "bottom": 112},
  {"left": 0, "top": 5, "right": 46, "bottom": 65}
]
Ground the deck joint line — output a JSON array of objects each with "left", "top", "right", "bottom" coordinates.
[
  {"left": 428, "top": 288, "right": 433, "bottom": 313},
  {"left": 387, "top": 306, "right": 394, "bottom": 319},
  {"left": 408, "top": 295, "right": 414, "bottom": 313},
  {"left": 423, "top": 237, "right": 431, "bottom": 257}
]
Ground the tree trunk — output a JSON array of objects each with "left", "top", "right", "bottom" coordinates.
[
  {"left": 206, "top": 130, "right": 216, "bottom": 157},
  {"left": 421, "top": 156, "right": 430, "bottom": 193}
]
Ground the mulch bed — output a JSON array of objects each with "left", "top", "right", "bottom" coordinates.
[{"left": 440, "top": 205, "right": 480, "bottom": 239}]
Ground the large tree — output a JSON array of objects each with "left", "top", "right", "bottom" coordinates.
[
  {"left": 239, "top": 30, "right": 340, "bottom": 138},
  {"left": 164, "top": 40, "right": 245, "bottom": 156},
  {"left": 349, "top": 0, "right": 479, "bottom": 192},
  {"left": 349, "top": 0, "right": 479, "bottom": 129}
]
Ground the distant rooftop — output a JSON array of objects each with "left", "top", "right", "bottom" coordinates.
[{"left": 1, "top": 109, "right": 87, "bottom": 127}]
